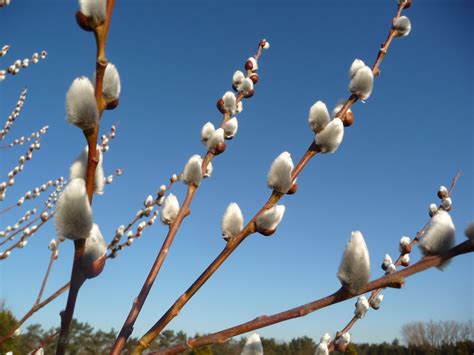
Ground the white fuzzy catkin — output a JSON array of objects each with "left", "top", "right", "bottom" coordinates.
[
  {"left": 247, "top": 57, "right": 258, "bottom": 71},
  {"left": 241, "top": 333, "right": 263, "bottom": 355},
  {"left": 349, "top": 59, "right": 366, "bottom": 79},
  {"left": 314, "top": 343, "right": 329, "bottom": 355},
  {"left": 308, "top": 101, "right": 330, "bottom": 133},
  {"left": 267, "top": 152, "right": 294, "bottom": 193},
  {"left": 336, "top": 333, "right": 351, "bottom": 347},
  {"left": 337, "top": 231, "right": 371, "bottom": 294},
  {"left": 223, "top": 91, "right": 237, "bottom": 114},
  {"left": 419, "top": 210, "right": 455, "bottom": 261},
  {"left": 399, "top": 236, "right": 411, "bottom": 252},
  {"left": 465, "top": 222, "right": 474, "bottom": 245},
  {"left": 370, "top": 294, "right": 384, "bottom": 310},
  {"left": 69, "top": 145, "right": 105, "bottom": 195},
  {"left": 183, "top": 155, "right": 203, "bottom": 187},
  {"left": 81, "top": 223, "right": 106, "bottom": 268},
  {"left": 223, "top": 117, "right": 238, "bottom": 139},
  {"left": 160, "top": 193, "right": 179, "bottom": 225},
  {"left": 238, "top": 78, "right": 254, "bottom": 95},
  {"left": 320, "top": 333, "right": 331, "bottom": 345},
  {"left": 221, "top": 203, "right": 244, "bottom": 241},
  {"left": 401, "top": 253, "right": 410, "bottom": 265},
  {"left": 382, "top": 254, "right": 393, "bottom": 269},
  {"left": 233, "top": 70, "right": 245, "bottom": 88},
  {"left": 354, "top": 295, "right": 370, "bottom": 319},
  {"left": 348, "top": 60, "right": 374, "bottom": 101},
  {"left": 66, "top": 77, "right": 99, "bottom": 130},
  {"left": 441, "top": 197, "right": 452, "bottom": 211},
  {"left": 79, "top": 0, "right": 106, "bottom": 27},
  {"left": 55, "top": 178, "right": 92, "bottom": 240},
  {"left": 315, "top": 118, "right": 344, "bottom": 153},
  {"left": 429, "top": 203, "right": 438, "bottom": 217},
  {"left": 206, "top": 128, "right": 224, "bottom": 151},
  {"left": 393, "top": 16, "right": 411, "bottom": 37},
  {"left": 315, "top": 333, "right": 331, "bottom": 354},
  {"left": 201, "top": 122, "right": 215, "bottom": 143},
  {"left": 255, "top": 205, "right": 285, "bottom": 232},
  {"left": 438, "top": 185, "right": 449, "bottom": 198},
  {"left": 101, "top": 63, "right": 121, "bottom": 100}
]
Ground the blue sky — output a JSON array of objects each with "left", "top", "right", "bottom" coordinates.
[{"left": 0, "top": 0, "right": 472, "bottom": 347}]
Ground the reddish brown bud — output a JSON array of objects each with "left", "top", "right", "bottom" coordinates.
[
  {"left": 214, "top": 141, "right": 226, "bottom": 155},
  {"left": 400, "top": 243, "right": 412, "bottom": 254},
  {"left": 437, "top": 190, "right": 448, "bottom": 199},
  {"left": 106, "top": 98, "right": 120, "bottom": 110},
  {"left": 250, "top": 73, "right": 259, "bottom": 84},
  {"left": 245, "top": 60, "right": 254, "bottom": 71},
  {"left": 335, "top": 342, "right": 348, "bottom": 353},
  {"left": 401, "top": 258, "right": 410, "bottom": 267},
  {"left": 259, "top": 228, "right": 276, "bottom": 236},
  {"left": 403, "top": 0, "right": 412, "bottom": 9},
  {"left": 82, "top": 254, "right": 106, "bottom": 279},
  {"left": 243, "top": 89, "right": 254, "bottom": 98},
  {"left": 343, "top": 111, "right": 354, "bottom": 127},
  {"left": 287, "top": 183, "right": 298, "bottom": 195},
  {"left": 75, "top": 11, "right": 94, "bottom": 32},
  {"left": 259, "top": 39, "right": 267, "bottom": 48},
  {"left": 216, "top": 98, "right": 225, "bottom": 114}
]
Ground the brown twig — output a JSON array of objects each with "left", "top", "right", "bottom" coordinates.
[
  {"left": 36, "top": 243, "right": 60, "bottom": 304},
  {"left": 56, "top": 2, "right": 116, "bottom": 353},
  {"left": 111, "top": 41, "right": 269, "bottom": 355},
  {"left": 154, "top": 240, "right": 474, "bottom": 354}
]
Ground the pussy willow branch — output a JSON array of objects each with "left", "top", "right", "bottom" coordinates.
[
  {"left": 328, "top": 171, "right": 461, "bottom": 350},
  {"left": 0, "top": 87, "right": 27, "bottom": 141},
  {"left": 133, "top": 2, "right": 410, "bottom": 353},
  {"left": 1, "top": 211, "right": 54, "bottom": 251},
  {"left": 155, "top": 240, "right": 474, "bottom": 354},
  {"left": 0, "top": 247, "right": 65, "bottom": 346},
  {"left": 111, "top": 41, "right": 268, "bottom": 355},
  {"left": 107, "top": 174, "right": 179, "bottom": 255},
  {"left": 0, "top": 180, "right": 62, "bottom": 248},
  {"left": 56, "top": 1, "right": 116, "bottom": 353}
]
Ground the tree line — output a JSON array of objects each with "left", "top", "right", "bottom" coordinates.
[{"left": 1, "top": 305, "right": 472, "bottom": 355}]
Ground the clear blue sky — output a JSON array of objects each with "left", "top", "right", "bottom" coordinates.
[{"left": 0, "top": 0, "right": 472, "bottom": 346}]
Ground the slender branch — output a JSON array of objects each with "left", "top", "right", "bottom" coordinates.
[
  {"left": 155, "top": 241, "right": 474, "bottom": 354},
  {"left": 111, "top": 186, "right": 197, "bottom": 353},
  {"left": 35, "top": 252, "right": 56, "bottom": 304},
  {"left": 111, "top": 40, "right": 269, "bottom": 355},
  {"left": 0, "top": 281, "right": 69, "bottom": 346},
  {"left": 1, "top": 213, "right": 53, "bottom": 254},
  {"left": 56, "top": 2, "right": 116, "bottom": 353}
]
